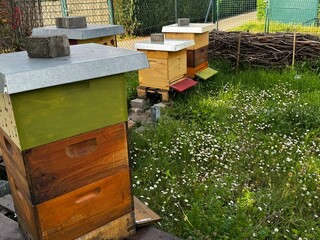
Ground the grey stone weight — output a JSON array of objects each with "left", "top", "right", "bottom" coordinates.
[
  {"left": 26, "top": 35, "right": 70, "bottom": 58},
  {"left": 178, "top": 18, "right": 190, "bottom": 26},
  {"left": 56, "top": 16, "right": 87, "bottom": 29},
  {"left": 150, "top": 33, "right": 164, "bottom": 43},
  {"left": 0, "top": 180, "right": 10, "bottom": 197}
]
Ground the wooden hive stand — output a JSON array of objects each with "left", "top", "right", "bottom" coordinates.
[
  {"left": 162, "top": 21, "right": 218, "bottom": 80},
  {"left": 0, "top": 44, "right": 149, "bottom": 240},
  {"left": 135, "top": 36, "right": 198, "bottom": 102}
]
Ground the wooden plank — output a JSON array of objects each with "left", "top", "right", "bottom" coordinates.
[
  {"left": 127, "top": 226, "right": 183, "bottom": 240},
  {"left": 9, "top": 74, "right": 127, "bottom": 150},
  {"left": 134, "top": 196, "right": 161, "bottom": 227},
  {"left": 0, "top": 213, "right": 25, "bottom": 240},
  {"left": 187, "top": 61, "right": 209, "bottom": 78},
  {"left": 196, "top": 67, "right": 218, "bottom": 80},
  {"left": 168, "top": 50, "right": 186, "bottom": 81},
  {"left": 76, "top": 212, "right": 136, "bottom": 240}
]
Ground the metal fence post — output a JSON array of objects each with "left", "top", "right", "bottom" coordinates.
[
  {"left": 60, "top": 0, "right": 68, "bottom": 17},
  {"left": 264, "top": 0, "right": 269, "bottom": 33},
  {"left": 107, "top": 0, "right": 115, "bottom": 24},
  {"left": 216, "top": 0, "right": 219, "bottom": 30},
  {"left": 175, "top": 0, "right": 178, "bottom": 22}
]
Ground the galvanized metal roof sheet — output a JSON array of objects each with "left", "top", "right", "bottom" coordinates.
[
  {"left": 135, "top": 39, "right": 195, "bottom": 51},
  {"left": 32, "top": 24, "right": 124, "bottom": 40}
]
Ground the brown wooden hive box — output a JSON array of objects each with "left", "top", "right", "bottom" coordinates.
[
  {"left": 0, "top": 122, "right": 129, "bottom": 204},
  {"left": 7, "top": 168, "right": 134, "bottom": 240},
  {"left": 187, "top": 45, "right": 208, "bottom": 68}
]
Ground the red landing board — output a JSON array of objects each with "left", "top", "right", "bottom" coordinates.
[{"left": 170, "top": 78, "right": 198, "bottom": 92}]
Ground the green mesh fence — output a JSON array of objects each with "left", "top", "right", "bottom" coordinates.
[{"left": 0, "top": 0, "right": 109, "bottom": 53}]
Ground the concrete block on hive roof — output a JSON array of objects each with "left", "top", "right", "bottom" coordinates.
[
  {"left": 56, "top": 16, "right": 87, "bottom": 29},
  {"left": 26, "top": 35, "right": 70, "bottom": 58},
  {"left": 150, "top": 33, "right": 164, "bottom": 43},
  {"left": 178, "top": 18, "right": 190, "bottom": 26}
]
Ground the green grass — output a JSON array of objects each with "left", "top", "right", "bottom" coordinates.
[
  {"left": 126, "top": 62, "right": 320, "bottom": 239},
  {"left": 233, "top": 20, "right": 320, "bottom": 35}
]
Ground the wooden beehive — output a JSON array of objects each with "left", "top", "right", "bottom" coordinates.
[
  {"left": 0, "top": 43, "right": 149, "bottom": 240},
  {"left": 32, "top": 24, "right": 124, "bottom": 47},
  {"left": 135, "top": 39, "right": 196, "bottom": 101},
  {"left": 162, "top": 23, "right": 217, "bottom": 79}
]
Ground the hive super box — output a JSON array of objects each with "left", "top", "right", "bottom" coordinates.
[
  {"left": 0, "top": 43, "right": 148, "bottom": 150},
  {"left": 32, "top": 24, "right": 124, "bottom": 47}
]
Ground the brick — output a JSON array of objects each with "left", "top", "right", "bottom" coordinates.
[
  {"left": 178, "top": 18, "right": 190, "bottom": 26},
  {"left": 26, "top": 35, "right": 70, "bottom": 58},
  {"left": 150, "top": 33, "right": 164, "bottom": 43},
  {"left": 56, "top": 16, "right": 87, "bottom": 29},
  {"left": 130, "top": 98, "right": 150, "bottom": 109}
]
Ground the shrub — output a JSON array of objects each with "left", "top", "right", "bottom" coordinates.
[{"left": 257, "top": 0, "right": 267, "bottom": 21}]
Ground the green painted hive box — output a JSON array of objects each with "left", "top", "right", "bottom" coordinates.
[{"left": 0, "top": 43, "right": 149, "bottom": 150}]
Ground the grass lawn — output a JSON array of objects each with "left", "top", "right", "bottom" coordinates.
[{"left": 126, "top": 62, "right": 320, "bottom": 239}]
